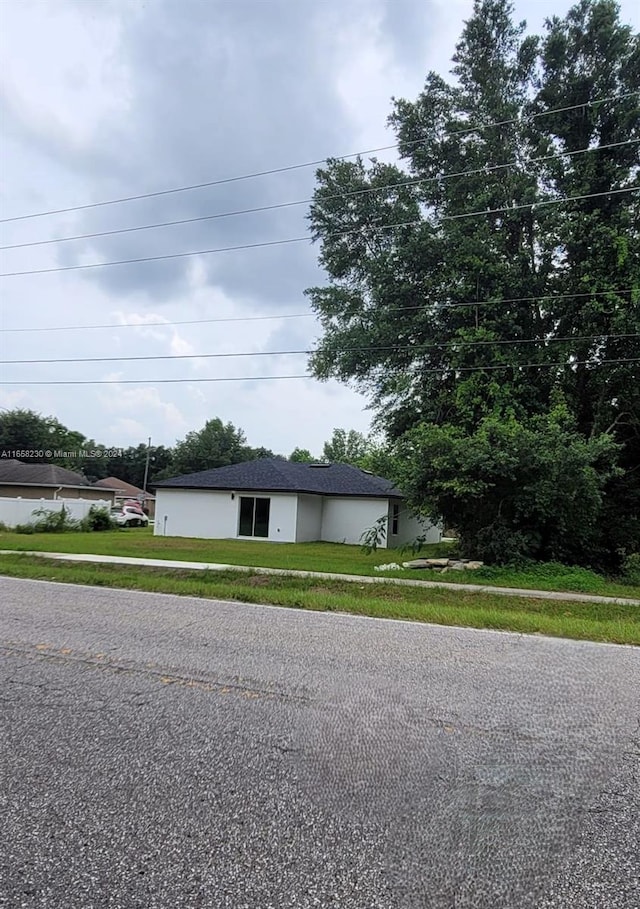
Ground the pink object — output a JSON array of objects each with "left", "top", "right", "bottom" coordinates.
[{"left": 123, "top": 499, "right": 145, "bottom": 514}]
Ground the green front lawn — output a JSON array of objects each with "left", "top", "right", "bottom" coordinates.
[
  {"left": 1, "top": 554, "right": 638, "bottom": 645},
  {"left": 0, "top": 529, "right": 638, "bottom": 600},
  {"left": 0, "top": 529, "right": 452, "bottom": 575}
]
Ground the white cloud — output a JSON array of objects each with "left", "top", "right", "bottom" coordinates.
[
  {"left": 106, "top": 417, "right": 147, "bottom": 442},
  {"left": 99, "top": 384, "right": 187, "bottom": 433},
  {"left": 0, "top": 389, "right": 33, "bottom": 411}
]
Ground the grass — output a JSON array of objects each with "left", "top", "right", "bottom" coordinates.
[
  {"left": 1, "top": 553, "right": 638, "bottom": 645},
  {"left": 0, "top": 529, "right": 638, "bottom": 599},
  {"left": 426, "top": 561, "right": 640, "bottom": 600},
  {"left": 0, "top": 529, "right": 454, "bottom": 575}
]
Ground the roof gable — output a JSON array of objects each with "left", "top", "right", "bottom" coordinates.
[{"left": 154, "top": 458, "right": 403, "bottom": 498}]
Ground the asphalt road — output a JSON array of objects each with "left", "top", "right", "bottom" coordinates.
[{"left": 1, "top": 577, "right": 638, "bottom": 909}]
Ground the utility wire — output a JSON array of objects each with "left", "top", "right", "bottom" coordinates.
[
  {"left": 4, "top": 358, "right": 638, "bottom": 386},
  {"left": 0, "top": 236, "right": 306, "bottom": 278},
  {"left": 441, "top": 184, "right": 637, "bottom": 221},
  {"left": 3, "top": 138, "right": 637, "bottom": 252},
  {"left": 3, "top": 334, "right": 639, "bottom": 366},
  {"left": 2, "top": 375, "right": 311, "bottom": 386},
  {"left": 2, "top": 187, "right": 637, "bottom": 279},
  {"left": 0, "top": 313, "right": 315, "bottom": 333},
  {"left": 1, "top": 91, "right": 635, "bottom": 225},
  {"left": 0, "top": 289, "right": 633, "bottom": 334}
]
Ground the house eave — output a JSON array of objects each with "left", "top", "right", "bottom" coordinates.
[
  {"left": 0, "top": 481, "right": 98, "bottom": 491},
  {"left": 155, "top": 484, "right": 403, "bottom": 499}
]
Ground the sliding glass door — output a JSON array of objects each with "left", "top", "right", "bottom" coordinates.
[{"left": 238, "top": 496, "right": 270, "bottom": 538}]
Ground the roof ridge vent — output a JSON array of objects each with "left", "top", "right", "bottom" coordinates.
[{"left": 307, "top": 462, "right": 330, "bottom": 468}]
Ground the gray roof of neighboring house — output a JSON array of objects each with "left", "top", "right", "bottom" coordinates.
[
  {"left": 0, "top": 459, "right": 92, "bottom": 487},
  {"left": 154, "top": 458, "right": 403, "bottom": 499}
]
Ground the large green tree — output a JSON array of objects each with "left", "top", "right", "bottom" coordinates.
[
  {"left": 322, "top": 428, "right": 371, "bottom": 465},
  {"left": 164, "top": 418, "right": 249, "bottom": 477},
  {"left": 289, "top": 447, "right": 315, "bottom": 462},
  {"left": 96, "top": 443, "right": 174, "bottom": 488},
  {"left": 306, "top": 0, "right": 639, "bottom": 565},
  {"left": 0, "top": 409, "right": 93, "bottom": 467}
]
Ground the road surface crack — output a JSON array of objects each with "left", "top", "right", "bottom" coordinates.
[{"left": 0, "top": 642, "right": 312, "bottom": 705}]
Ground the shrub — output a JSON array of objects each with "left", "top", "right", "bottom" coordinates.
[
  {"left": 14, "top": 523, "right": 36, "bottom": 534},
  {"left": 31, "top": 505, "right": 79, "bottom": 533},
  {"left": 621, "top": 553, "right": 640, "bottom": 585},
  {"left": 79, "top": 505, "right": 115, "bottom": 532}
]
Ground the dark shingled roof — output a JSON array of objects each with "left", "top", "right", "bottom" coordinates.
[
  {"left": 155, "top": 459, "right": 403, "bottom": 499},
  {"left": 0, "top": 459, "right": 91, "bottom": 487}
]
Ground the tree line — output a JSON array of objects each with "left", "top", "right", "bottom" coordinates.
[{"left": 0, "top": 408, "right": 374, "bottom": 489}]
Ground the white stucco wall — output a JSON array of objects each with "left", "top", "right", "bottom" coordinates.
[
  {"left": 266, "top": 494, "right": 298, "bottom": 542},
  {"left": 154, "top": 488, "right": 298, "bottom": 541},
  {"left": 389, "top": 503, "right": 442, "bottom": 547},
  {"left": 155, "top": 489, "right": 237, "bottom": 539},
  {"left": 320, "top": 497, "right": 390, "bottom": 546},
  {"left": 156, "top": 488, "right": 442, "bottom": 547},
  {"left": 295, "top": 494, "right": 323, "bottom": 542}
]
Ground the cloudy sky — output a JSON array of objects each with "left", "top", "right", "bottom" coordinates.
[{"left": 1, "top": 0, "right": 639, "bottom": 457}]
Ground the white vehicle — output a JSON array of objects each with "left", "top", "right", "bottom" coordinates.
[{"left": 111, "top": 505, "right": 149, "bottom": 528}]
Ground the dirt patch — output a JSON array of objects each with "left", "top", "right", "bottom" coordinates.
[{"left": 245, "top": 575, "right": 274, "bottom": 588}]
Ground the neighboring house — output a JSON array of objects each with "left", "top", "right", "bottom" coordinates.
[
  {"left": 154, "top": 458, "right": 440, "bottom": 546},
  {"left": 94, "top": 476, "right": 156, "bottom": 518},
  {"left": 0, "top": 459, "right": 115, "bottom": 503}
]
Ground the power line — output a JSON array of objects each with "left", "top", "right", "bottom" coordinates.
[
  {"left": 0, "top": 313, "right": 315, "bottom": 334},
  {"left": 0, "top": 236, "right": 307, "bottom": 278},
  {"left": 3, "top": 334, "right": 638, "bottom": 366},
  {"left": 0, "top": 289, "right": 634, "bottom": 334},
  {"left": 3, "top": 138, "right": 637, "bottom": 252},
  {"left": 3, "top": 358, "right": 638, "bottom": 386},
  {"left": 406, "top": 357, "right": 640, "bottom": 374},
  {"left": 1, "top": 91, "right": 635, "bottom": 225},
  {"left": 2, "top": 187, "right": 637, "bottom": 279},
  {"left": 2, "top": 374, "right": 311, "bottom": 386},
  {"left": 442, "top": 185, "right": 637, "bottom": 221}
]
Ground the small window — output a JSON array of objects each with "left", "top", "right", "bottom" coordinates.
[
  {"left": 391, "top": 503, "right": 400, "bottom": 535},
  {"left": 239, "top": 496, "right": 270, "bottom": 538}
]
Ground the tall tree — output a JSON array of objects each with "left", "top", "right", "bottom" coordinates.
[
  {"left": 306, "top": 0, "right": 639, "bottom": 565},
  {"left": 0, "top": 409, "right": 93, "bottom": 467},
  {"left": 533, "top": 0, "right": 640, "bottom": 560},
  {"left": 322, "top": 428, "right": 371, "bottom": 465},
  {"left": 243, "top": 446, "right": 280, "bottom": 460},
  {"left": 95, "top": 444, "right": 174, "bottom": 487},
  {"left": 166, "top": 418, "right": 249, "bottom": 477},
  {"left": 289, "top": 447, "right": 315, "bottom": 462}
]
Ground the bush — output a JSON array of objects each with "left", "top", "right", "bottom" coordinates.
[
  {"left": 14, "top": 523, "right": 36, "bottom": 535},
  {"left": 394, "top": 412, "right": 620, "bottom": 567},
  {"left": 79, "top": 505, "right": 115, "bottom": 532},
  {"left": 9, "top": 504, "right": 115, "bottom": 534},
  {"left": 621, "top": 553, "right": 640, "bottom": 585},
  {"left": 30, "top": 505, "right": 79, "bottom": 533}
]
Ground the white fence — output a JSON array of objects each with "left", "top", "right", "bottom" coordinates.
[{"left": 0, "top": 497, "right": 112, "bottom": 529}]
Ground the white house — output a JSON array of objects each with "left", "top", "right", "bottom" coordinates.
[{"left": 153, "top": 458, "right": 440, "bottom": 547}]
